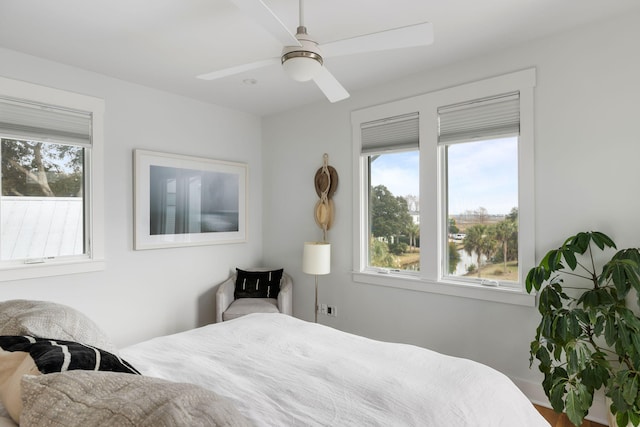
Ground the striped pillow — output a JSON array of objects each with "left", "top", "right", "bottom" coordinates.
[
  {"left": 0, "top": 336, "right": 139, "bottom": 423},
  {"left": 0, "top": 336, "right": 138, "bottom": 374},
  {"left": 234, "top": 268, "right": 284, "bottom": 299}
]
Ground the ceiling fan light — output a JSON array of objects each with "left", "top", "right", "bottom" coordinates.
[{"left": 282, "top": 52, "right": 323, "bottom": 82}]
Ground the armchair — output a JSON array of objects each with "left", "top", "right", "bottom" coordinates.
[{"left": 216, "top": 268, "right": 292, "bottom": 322}]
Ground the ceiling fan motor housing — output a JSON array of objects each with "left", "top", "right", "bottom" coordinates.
[{"left": 281, "top": 26, "right": 323, "bottom": 82}]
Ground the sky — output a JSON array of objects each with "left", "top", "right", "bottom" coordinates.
[{"left": 370, "top": 137, "right": 518, "bottom": 216}]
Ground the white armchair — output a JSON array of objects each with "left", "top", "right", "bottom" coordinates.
[{"left": 216, "top": 269, "right": 293, "bottom": 322}]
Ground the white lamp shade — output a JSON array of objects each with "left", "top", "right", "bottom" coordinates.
[
  {"left": 303, "top": 242, "right": 331, "bottom": 275},
  {"left": 282, "top": 57, "right": 322, "bottom": 82}
]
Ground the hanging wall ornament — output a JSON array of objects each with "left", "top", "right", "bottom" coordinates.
[{"left": 313, "top": 153, "right": 338, "bottom": 241}]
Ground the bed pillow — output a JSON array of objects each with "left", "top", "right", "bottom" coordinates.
[
  {"left": 0, "top": 300, "right": 117, "bottom": 355},
  {"left": 234, "top": 268, "right": 283, "bottom": 299},
  {"left": 0, "top": 336, "right": 139, "bottom": 423},
  {"left": 20, "top": 370, "right": 252, "bottom": 427}
]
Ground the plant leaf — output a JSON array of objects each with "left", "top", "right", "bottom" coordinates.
[
  {"left": 605, "top": 315, "right": 618, "bottom": 347},
  {"left": 605, "top": 260, "right": 632, "bottom": 298},
  {"left": 526, "top": 267, "right": 542, "bottom": 293},
  {"left": 591, "top": 231, "right": 616, "bottom": 250},
  {"left": 583, "top": 360, "right": 610, "bottom": 390},
  {"left": 630, "top": 332, "right": 640, "bottom": 360},
  {"left": 611, "top": 383, "right": 630, "bottom": 413},
  {"left": 623, "top": 374, "right": 639, "bottom": 406},
  {"left": 565, "top": 383, "right": 590, "bottom": 427},
  {"left": 536, "top": 345, "right": 552, "bottom": 371},
  {"left": 547, "top": 249, "right": 562, "bottom": 270},
  {"left": 621, "top": 308, "right": 640, "bottom": 332},
  {"left": 570, "top": 232, "right": 591, "bottom": 254},
  {"left": 617, "top": 411, "right": 630, "bottom": 427},
  {"left": 554, "top": 314, "right": 568, "bottom": 344},
  {"left": 549, "top": 376, "right": 567, "bottom": 413}
]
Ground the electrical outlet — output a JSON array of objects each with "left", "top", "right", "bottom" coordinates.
[
  {"left": 320, "top": 304, "right": 328, "bottom": 315},
  {"left": 327, "top": 305, "right": 337, "bottom": 317}
]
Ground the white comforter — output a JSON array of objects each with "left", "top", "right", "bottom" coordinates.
[{"left": 121, "top": 313, "right": 549, "bottom": 426}]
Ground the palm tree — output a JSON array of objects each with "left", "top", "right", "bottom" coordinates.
[
  {"left": 407, "top": 222, "right": 419, "bottom": 252},
  {"left": 494, "top": 219, "right": 517, "bottom": 273},
  {"left": 463, "top": 224, "right": 497, "bottom": 278},
  {"left": 448, "top": 241, "right": 461, "bottom": 274},
  {"left": 369, "top": 237, "right": 397, "bottom": 268}
]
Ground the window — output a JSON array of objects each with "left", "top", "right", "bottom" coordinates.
[
  {"left": 0, "top": 76, "right": 104, "bottom": 281},
  {"left": 443, "top": 137, "right": 518, "bottom": 284},
  {"left": 352, "top": 69, "right": 535, "bottom": 305},
  {"left": 362, "top": 113, "right": 419, "bottom": 273}
]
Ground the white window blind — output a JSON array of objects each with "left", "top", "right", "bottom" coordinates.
[
  {"left": 0, "top": 97, "right": 92, "bottom": 146},
  {"left": 438, "top": 92, "right": 519, "bottom": 144},
  {"left": 361, "top": 112, "right": 419, "bottom": 154}
]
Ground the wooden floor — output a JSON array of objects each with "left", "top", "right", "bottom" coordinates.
[{"left": 535, "top": 405, "right": 607, "bottom": 427}]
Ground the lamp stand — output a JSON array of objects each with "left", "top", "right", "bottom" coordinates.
[
  {"left": 303, "top": 241, "right": 330, "bottom": 324},
  {"left": 314, "top": 274, "right": 318, "bottom": 323}
]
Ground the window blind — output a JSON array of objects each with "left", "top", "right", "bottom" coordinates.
[
  {"left": 0, "top": 97, "right": 92, "bottom": 146},
  {"left": 438, "top": 92, "right": 519, "bottom": 144},
  {"left": 361, "top": 112, "right": 419, "bottom": 154}
]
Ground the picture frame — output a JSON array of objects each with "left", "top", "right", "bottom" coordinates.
[{"left": 133, "top": 149, "right": 247, "bottom": 250}]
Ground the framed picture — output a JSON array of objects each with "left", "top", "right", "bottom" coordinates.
[{"left": 133, "top": 149, "right": 247, "bottom": 250}]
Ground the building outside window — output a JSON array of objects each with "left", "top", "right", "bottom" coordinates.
[
  {"left": 0, "top": 76, "right": 104, "bottom": 281},
  {"left": 1, "top": 138, "right": 86, "bottom": 261}
]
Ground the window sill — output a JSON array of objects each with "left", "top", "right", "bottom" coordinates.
[
  {"left": 352, "top": 271, "right": 536, "bottom": 307},
  {"left": 0, "top": 258, "right": 105, "bottom": 282}
]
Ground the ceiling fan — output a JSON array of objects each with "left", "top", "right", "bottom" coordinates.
[{"left": 197, "top": 0, "right": 434, "bottom": 103}]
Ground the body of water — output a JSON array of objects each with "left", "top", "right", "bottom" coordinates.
[{"left": 402, "top": 249, "right": 484, "bottom": 275}]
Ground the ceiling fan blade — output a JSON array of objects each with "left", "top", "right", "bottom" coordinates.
[
  {"left": 320, "top": 22, "right": 434, "bottom": 58},
  {"left": 197, "top": 58, "right": 279, "bottom": 80},
  {"left": 313, "top": 67, "right": 349, "bottom": 103},
  {"left": 229, "top": 0, "right": 301, "bottom": 47}
]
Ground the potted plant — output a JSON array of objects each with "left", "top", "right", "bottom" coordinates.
[{"left": 526, "top": 231, "right": 640, "bottom": 426}]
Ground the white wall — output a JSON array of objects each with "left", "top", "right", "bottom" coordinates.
[
  {"left": 262, "top": 12, "right": 640, "bottom": 423},
  {"left": 0, "top": 47, "right": 264, "bottom": 347}
]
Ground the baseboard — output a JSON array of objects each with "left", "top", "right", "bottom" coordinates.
[{"left": 511, "top": 376, "right": 609, "bottom": 426}]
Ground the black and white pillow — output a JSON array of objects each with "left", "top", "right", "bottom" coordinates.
[
  {"left": 0, "top": 335, "right": 139, "bottom": 375},
  {"left": 0, "top": 335, "right": 139, "bottom": 423},
  {"left": 234, "top": 268, "right": 284, "bottom": 299}
]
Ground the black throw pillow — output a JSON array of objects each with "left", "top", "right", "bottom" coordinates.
[
  {"left": 0, "top": 335, "right": 140, "bottom": 375},
  {"left": 234, "top": 268, "right": 284, "bottom": 299}
]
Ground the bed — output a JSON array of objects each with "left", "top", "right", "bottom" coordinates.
[{"left": 0, "top": 300, "right": 549, "bottom": 426}]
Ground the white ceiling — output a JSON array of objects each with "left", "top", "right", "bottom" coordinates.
[{"left": 1, "top": 0, "right": 639, "bottom": 116}]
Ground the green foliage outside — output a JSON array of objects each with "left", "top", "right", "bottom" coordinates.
[
  {"left": 369, "top": 184, "right": 519, "bottom": 276},
  {"left": 370, "top": 237, "right": 397, "bottom": 268},
  {"left": 463, "top": 224, "right": 496, "bottom": 278},
  {"left": 1, "top": 139, "right": 83, "bottom": 197},
  {"left": 448, "top": 241, "right": 461, "bottom": 274},
  {"left": 369, "top": 184, "right": 417, "bottom": 269},
  {"left": 495, "top": 219, "right": 517, "bottom": 273},
  {"left": 461, "top": 214, "right": 518, "bottom": 279},
  {"left": 370, "top": 185, "right": 413, "bottom": 242},
  {"left": 449, "top": 218, "right": 459, "bottom": 235},
  {"left": 389, "top": 242, "right": 408, "bottom": 256},
  {"left": 526, "top": 231, "right": 640, "bottom": 427}
]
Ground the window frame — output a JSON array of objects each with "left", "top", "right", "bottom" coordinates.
[
  {"left": 351, "top": 69, "right": 536, "bottom": 306},
  {"left": 0, "top": 76, "right": 104, "bottom": 281}
]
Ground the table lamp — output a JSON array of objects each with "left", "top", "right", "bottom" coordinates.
[{"left": 303, "top": 241, "right": 331, "bottom": 322}]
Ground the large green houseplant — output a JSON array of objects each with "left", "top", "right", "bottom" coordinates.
[{"left": 526, "top": 231, "right": 640, "bottom": 426}]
